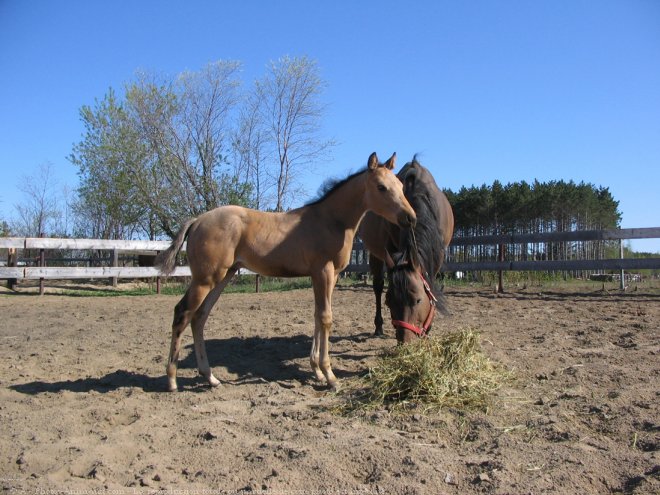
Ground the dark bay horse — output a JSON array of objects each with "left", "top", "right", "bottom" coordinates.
[
  {"left": 359, "top": 156, "right": 454, "bottom": 343},
  {"left": 155, "top": 153, "right": 416, "bottom": 391}
]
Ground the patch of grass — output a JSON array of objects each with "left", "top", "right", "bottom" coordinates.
[
  {"left": 338, "top": 328, "right": 511, "bottom": 414},
  {"left": 62, "top": 288, "right": 154, "bottom": 297},
  {"left": 225, "top": 276, "right": 312, "bottom": 293},
  {"left": 45, "top": 275, "right": 314, "bottom": 297}
]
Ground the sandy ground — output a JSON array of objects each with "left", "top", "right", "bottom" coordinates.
[{"left": 0, "top": 282, "right": 658, "bottom": 494}]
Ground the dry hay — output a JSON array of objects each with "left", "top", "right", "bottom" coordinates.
[{"left": 338, "top": 328, "right": 511, "bottom": 414}]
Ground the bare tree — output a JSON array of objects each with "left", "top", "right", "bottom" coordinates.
[
  {"left": 12, "top": 162, "right": 62, "bottom": 237},
  {"left": 233, "top": 91, "right": 272, "bottom": 210},
  {"left": 126, "top": 61, "right": 253, "bottom": 235},
  {"left": 255, "top": 56, "right": 335, "bottom": 211}
]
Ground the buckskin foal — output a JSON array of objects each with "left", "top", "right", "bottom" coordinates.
[{"left": 156, "top": 152, "right": 416, "bottom": 391}]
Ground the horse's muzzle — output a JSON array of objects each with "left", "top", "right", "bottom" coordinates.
[{"left": 398, "top": 212, "right": 417, "bottom": 228}]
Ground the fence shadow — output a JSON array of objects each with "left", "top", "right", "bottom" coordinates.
[{"left": 9, "top": 369, "right": 168, "bottom": 395}]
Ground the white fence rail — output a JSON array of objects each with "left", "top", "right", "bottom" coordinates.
[
  {"left": 0, "top": 237, "right": 189, "bottom": 294},
  {"left": 2, "top": 229, "right": 659, "bottom": 294}
]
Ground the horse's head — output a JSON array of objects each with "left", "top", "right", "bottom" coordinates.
[
  {"left": 364, "top": 152, "right": 416, "bottom": 229},
  {"left": 385, "top": 249, "right": 437, "bottom": 344}
]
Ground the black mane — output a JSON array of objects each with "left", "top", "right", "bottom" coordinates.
[
  {"left": 387, "top": 156, "right": 449, "bottom": 314},
  {"left": 305, "top": 169, "right": 364, "bottom": 207}
]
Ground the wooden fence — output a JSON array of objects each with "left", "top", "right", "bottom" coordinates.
[
  {"left": 445, "top": 227, "right": 660, "bottom": 270},
  {"left": 444, "top": 227, "right": 660, "bottom": 291},
  {"left": 0, "top": 237, "right": 189, "bottom": 295},
  {"left": 2, "top": 227, "right": 659, "bottom": 294}
]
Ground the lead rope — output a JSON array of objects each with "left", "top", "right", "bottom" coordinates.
[{"left": 410, "top": 227, "right": 419, "bottom": 261}]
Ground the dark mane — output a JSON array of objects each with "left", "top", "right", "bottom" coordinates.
[
  {"left": 398, "top": 157, "right": 446, "bottom": 275},
  {"left": 387, "top": 156, "right": 449, "bottom": 314},
  {"left": 305, "top": 169, "right": 364, "bottom": 207}
]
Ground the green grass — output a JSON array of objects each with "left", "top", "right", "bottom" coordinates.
[
  {"left": 12, "top": 275, "right": 314, "bottom": 297},
  {"left": 443, "top": 272, "right": 660, "bottom": 292}
]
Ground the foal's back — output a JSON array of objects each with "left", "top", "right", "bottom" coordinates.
[{"left": 185, "top": 205, "right": 311, "bottom": 280}]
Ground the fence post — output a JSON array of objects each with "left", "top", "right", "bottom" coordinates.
[
  {"left": 255, "top": 274, "right": 261, "bottom": 293},
  {"left": 39, "top": 232, "right": 45, "bottom": 296},
  {"left": 156, "top": 251, "right": 162, "bottom": 295},
  {"left": 497, "top": 243, "right": 505, "bottom": 293},
  {"left": 619, "top": 240, "right": 625, "bottom": 291},
  {"left": 7, "top": 247, "right": 17, "bottom": 290},
  {"left": 111, "top": 249, "right": 118, "bottom": 288}
]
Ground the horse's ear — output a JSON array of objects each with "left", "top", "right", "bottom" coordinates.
[
  {"left": 384, "top": 152, "right": 397, "bottom": 170},
  {"left": 367, "top": 152, "right": 379, "bottom": 170}
]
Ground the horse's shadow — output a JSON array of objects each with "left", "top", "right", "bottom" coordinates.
[{"left": 9, "top": 333, "right": 372, "bottom": 395}]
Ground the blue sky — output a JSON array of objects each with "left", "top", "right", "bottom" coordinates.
[{"left": 1, "top": 1, "right": 659, "bottom": 251}]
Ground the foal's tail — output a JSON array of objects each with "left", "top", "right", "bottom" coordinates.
[{"left": 155, "top": 218, "right": 197, "bottom": 275}]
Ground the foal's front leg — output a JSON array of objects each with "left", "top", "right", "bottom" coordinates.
[{"left": 310, "top": 265, "right": 339, "bottom": 389}]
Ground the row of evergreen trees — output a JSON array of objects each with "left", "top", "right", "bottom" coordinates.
[{"left": 443, "top": 179, "right": 622, "bottom": 265}]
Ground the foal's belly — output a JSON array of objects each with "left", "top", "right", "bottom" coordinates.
[{"left": 237, "top": 248, "right": 311, "bottom": 278}]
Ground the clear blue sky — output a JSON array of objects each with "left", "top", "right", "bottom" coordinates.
[{"left": 1, "top": 1, "right": 659, "bottom": 251}]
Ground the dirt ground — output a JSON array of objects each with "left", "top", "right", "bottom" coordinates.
[{"left": 0, "top": 282, "right": 658, "bottom": 494}]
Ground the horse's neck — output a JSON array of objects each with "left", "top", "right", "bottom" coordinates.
[{"left": 308, "top": 172, "right": 367, "bottom": 232}]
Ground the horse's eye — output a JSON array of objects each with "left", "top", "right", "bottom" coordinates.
[
  {"left": 377, "top": 184, "right": 387, "bottom": 192},
  {"left": 416, "top": 298, "right": 422, "bottom": 305}
]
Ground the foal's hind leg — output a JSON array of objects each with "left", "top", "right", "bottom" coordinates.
[
  {"left": 167, "top": 283, "right": 210, "bottom": 392},
  {"left": 190, "top": 267, "right": 238, "bottom": 388}
]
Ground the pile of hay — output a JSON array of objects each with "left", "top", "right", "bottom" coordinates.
[{"left": 340, "top": 328, "right": 510, "bottom": 413}]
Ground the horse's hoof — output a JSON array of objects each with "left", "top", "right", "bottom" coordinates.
[
  {"left": 327, "top": 380, "right": 340, "bottom": 392},
  {"left": 207, "top": 375, "right": 221, "bottom": 388},
  {"left": 374, "top": 328, "right": 385, "bottom": 337}
]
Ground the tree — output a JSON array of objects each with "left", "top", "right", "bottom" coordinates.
[
  {"left": 11, "top": 162, "right": 63, "bottom": 237},
  {"left": 446, "top": 179, "right": 622, "bottom": 269},
  {"left": 68, "top": 57, "right": 334, "bottom": 239},
  {"left": 126, "top": 61, "right": 253, "bottom": 236},
  {"left": 233, "top": 91, "right": 271, "bottom": 210},
  {"left": 69, "top": 89, "right": 146, "bottom": 239},
  {"left": 254, "top": 56, "right": 335, "bottom": 211}
]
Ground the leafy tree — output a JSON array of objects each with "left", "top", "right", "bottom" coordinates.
[{"left": 69, "top": 89, "right": 146, "bottom": 239}]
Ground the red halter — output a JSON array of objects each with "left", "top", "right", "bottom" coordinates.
[{"left": 391, "top": 271, "right": 437, "bottom": 338}]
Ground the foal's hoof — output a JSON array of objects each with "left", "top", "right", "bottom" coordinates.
[
  {"left": 207, "top": 375, "right": 221, "bottom": 388},
  {"left": 327, "top": 380, "right": 340, "bottom": 392}
]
